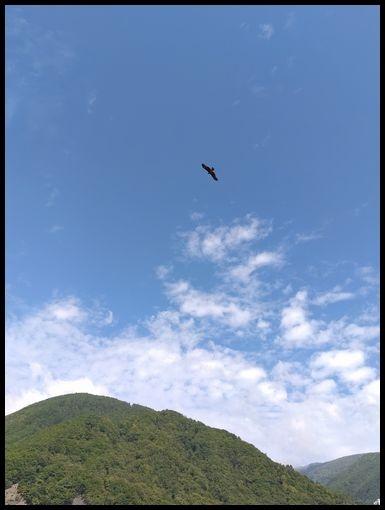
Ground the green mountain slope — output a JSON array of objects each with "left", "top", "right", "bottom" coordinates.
[
  {"left": 298, "top": 452, "right": 380, "bottom": 504},
  {"left": 6, "top": 393, "right": 355, "bottom": 505}
]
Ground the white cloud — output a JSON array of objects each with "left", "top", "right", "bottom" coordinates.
[
  {"left": 284, "top": 12, "right": 295, "bottom": 30},
  {"left": 190, "top": 211, "right": 205, "bottom": 221},
  {"left": 356, "top": 265, "right": 378, "bottom": 286},
  {"left": 5, "top": 294, "right": 380, "bottom": 466},
  {"left": 155, "top": 264, "right": 172, "bottom": 280},
  {"left": 257, "top": 319, "right": 270, "bottom": 330},
  {"left": 360, "top": 379, "right": 379, "bottom": 405},
  {"left": 272, "top": 361, "right": 311, "bottom": 389},
  {"left": 181, "top": 215, "right": 271, "bottom": 262},
  {"left": 103, "top": 310, "right": 114, "bottom": 326},
  {"left": 311, "top": 349, "right": 364, "bottom": 372},
  {"left": 313, "top": 289, "right": 355, "bottom": 306},
  {"left": 258, "top": 381, "right": 287, "bottom": 403},
  {"left": 87, "top": 90, "right": 97, "bottom": 114},
  {"left": 352, "top": 202, "right": 368, "bottom": 217},
  {"left": 357, "top": 305, "right": 379, "bottom": 324},
  {"left": 307, "top": 379, "right": 337, "bottom": 396},
  {"left": 342, "top": 323, "right": 379, "bottom": 341},
  {"left": 5, "top": 376, "right": 109, "bottom": 415},
  {"left": 46, "top": 297, "right": 85, "bottom": 321},
  {"left": 250, "top": 84, "right": 267, "bottom": 97},
  {"left": 280, "top": 290, "right": 319, "bottom": 348},
  {"left": 287, "top": 55, "right": 296, "bottom": 68},
  {"left": 312, "top": 317, "right": 379, "bottom": 351},
  {"left": 6, "top": 10, "right": 75, "bottom": 78},
  {"left": 48, "top": 225, "right": 64, "bottom": 234},
  {"left": 258, "top": 23, "right": 274, "bottom": 40},
  {"left": 165, "top": 280, "right": 253, "bottom": 328},
  {"left": 295, "top": 231, "right": 323, "bottom": 243},
  {"left": 279, "top": 289, "right": 378, "bottom": 350},
  {"left": 45, "top": 186, "right": 59, "bottom": 207},
  {"left": 342, "top": 366, "right": 376, "bottom": 384},
  {"left": 253, "top": 133, "right": 271, "bottom": 149},
  {"left": 238, "top": 367, "right": 266, "bottom": 381},
  {"left": 310, "top": 349, "right": 377, "bottom": 387},
  {"left": 6, "top": 10, "right": 75, "bottom": 126},
  {"left": 229, "top": 250, "right": 283, "bottom": 281}
]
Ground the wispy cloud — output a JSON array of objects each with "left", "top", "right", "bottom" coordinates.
[
  {"left": 190, "top": 211, "right": 205, "bottom": 221},
  {"left": 87, "top": 90, "right": 97, "bottom": 114},
  {"left": 228, "top": 250, "right": 283, "bottom": 283},
  {"left": 253, "top": 133, "right": 271, "bottom": 150},
  {"left": 279, "top": 294, "right": 379, "bottom": 351},
  {"left": 250, "top": 84, "right": 267, "bottom": 97},
  {"left": 295, "top": 230, "right": 323, "bottom": 243},
  {"left": 284, "top": 12, "right": 296, "bottom": 30},
  {"left": 352, "top": 202, "right": 368, "bottom": 216},
  {"left": 165, "top": 280, "right": 254, "bottom": 329},
  {"left": 239, "top": 22, "right": 250, "bottom": 31},
  {"left": 287, "top": 55, "right": 296, "bottom": 68},
  {"left": 6, "top": 9, "right": 75, "bottom": 80},
  {"left": 258, "top": 23, "right": 274, "bottom": 40},
  {"left": 45, "top": 186, "right": 59, "bottom": 207},
  {"left": 46, "top": 297, "right": 86, "bottom": 322},
  {"left": 313, "top": 287, "right": 355, "bottom": 307},
  {"left": 103, "top": 310, "right": 114, "bottom": 326},
  {"left": 356, "top": 265, "right": 378, "bottom": 286},
  {"left": 6, "top": 8, "right": 75, "bottom": 126},
  {"left": 48, "top": 225, "right": 64, "bottom": 234},
  {"left": 357, "top": 304, "right": 379, "bottom": 325},
  {"left": 155, "top": 265, "right": 173, "bottom": 280},
  {"left": 180, "top": 215, "right": 271, "bottom": 263}
]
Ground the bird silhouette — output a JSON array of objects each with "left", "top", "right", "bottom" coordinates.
[{"left": 201, "top": 163, "right": 218, "bottom": 181}]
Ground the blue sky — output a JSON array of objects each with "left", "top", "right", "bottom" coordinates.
[{"left": 6, "top": 5, "right": 379, "bottom": 466}]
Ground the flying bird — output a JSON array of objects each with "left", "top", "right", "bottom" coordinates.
[{"left": 201, "top": 163, "right": 218, "bottom": 181}]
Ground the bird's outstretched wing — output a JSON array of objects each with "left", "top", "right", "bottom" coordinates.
[
  {"left": 210, "top": 170, "right": 218, "bottom": 181},
  {"left": 202, "top": 163, "right": 219, "bottom": 181}
]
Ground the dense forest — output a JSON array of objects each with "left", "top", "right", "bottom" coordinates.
[
  {"left": 298, "top": 452, "right": 380, "bottom": 505},
  {"left": 6, "top": 393, "right": 355, "bottom": 505}
]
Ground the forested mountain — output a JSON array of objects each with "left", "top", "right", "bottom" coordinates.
[
  {"left": 298, "top": 452, "right": 380, "bottom": 504},
  {"left": 6, "top": 393, "right": 355, "bottom": 505}
]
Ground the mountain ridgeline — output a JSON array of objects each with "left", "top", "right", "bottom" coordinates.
[
  {"left": 297, "top": 452, "right": 380, "bottom": 505},
  {"left": 5, "top": 393, "right": 355, "bottom": 505}
]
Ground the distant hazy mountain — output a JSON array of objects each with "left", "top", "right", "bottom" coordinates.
[
  {"left": 297, "top": 452, "right": 380, "bottom": 504},
  {"left": 5, "top": 393, "right": 354, "bottom": 505}
]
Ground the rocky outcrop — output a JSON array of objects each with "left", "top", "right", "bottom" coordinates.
[
  {"left": 72, "top": 495, "right": 86, "bottom": 505},
  {"left": 5, "top": 484, "right": 26, "bottom": 505},
  {"left": 5, "top": 484, "right": 87, "bottom": 505}
]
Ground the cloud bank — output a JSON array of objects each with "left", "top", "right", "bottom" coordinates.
[{"left": 5, "top": 214, "right": 379, "bottom": 466}]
